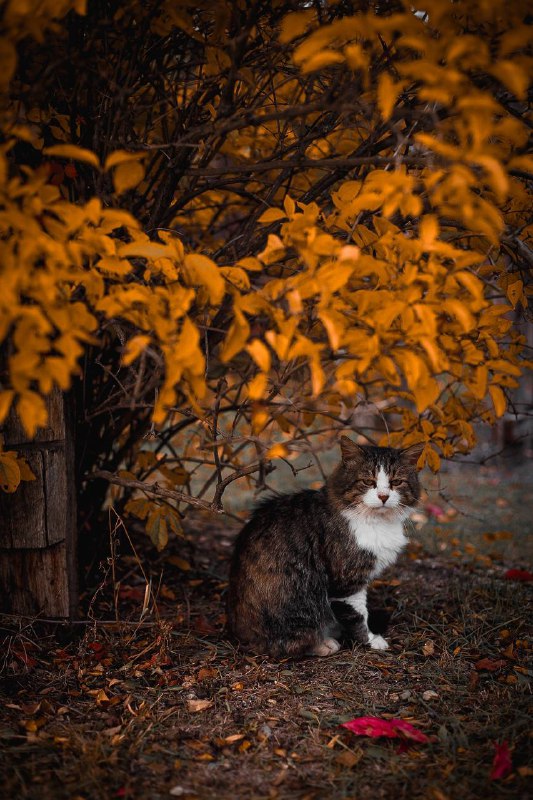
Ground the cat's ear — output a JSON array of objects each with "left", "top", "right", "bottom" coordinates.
[
  {"left": 400, "top": 442, "right": 425, "bottom": 467},
  {"left": 340, "top": 435, "right": 365, "bottom": 463}
]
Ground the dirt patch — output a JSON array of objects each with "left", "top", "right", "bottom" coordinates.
[{"left": 0, "top": 501, "right": 531, "bottom": 800}]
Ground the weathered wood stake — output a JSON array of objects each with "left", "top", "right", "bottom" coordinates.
[{"left": 0, "top": 390, "right": 77, "bottom": 618}]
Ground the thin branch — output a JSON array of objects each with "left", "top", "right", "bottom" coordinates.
[{"left": 91, "top": 470, "right": 221, "bottom": 513}]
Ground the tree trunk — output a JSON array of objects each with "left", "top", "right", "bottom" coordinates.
[{"left": 0, "top": 390, "right": 77, "bottom": 618}]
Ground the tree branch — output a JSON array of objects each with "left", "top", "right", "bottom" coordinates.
[{"left": 91, "top": 470, "right": 221, "bottom": 513}]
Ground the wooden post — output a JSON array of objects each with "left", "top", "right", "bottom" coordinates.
[{"left": 0, "top": 390, "right": 77, "bottom": 618}]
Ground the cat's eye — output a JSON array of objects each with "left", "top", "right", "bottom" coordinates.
[
  {"left": 360, "top": 479, "right": 376, "bottom": 487},
  {"left": 390, "top": 479, "right": 405, "bottom": 487}
]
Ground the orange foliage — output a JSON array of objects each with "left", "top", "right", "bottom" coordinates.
[{"left": 0, "top": 1, "right": 531, "bottom": 542}]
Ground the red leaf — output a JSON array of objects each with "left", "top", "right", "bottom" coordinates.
[
  {"left": 490, "top": 741, "right": 513, "bottom": 780},
  {"left": 474, "top": 658, "right": 507, "bottom": 672},
  {"left": 341, "top": 716, "right": 429, "bottom": 743},
  {"left": 504, "top": 569, "right": 533, "bottom": 582}
]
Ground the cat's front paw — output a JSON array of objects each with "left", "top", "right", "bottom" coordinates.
[
  {"left": 369, "top": 634, "right": 389, "bottom": 650},
  {"left": 313, "top": 637, "right": 341, "bottom": 657}
]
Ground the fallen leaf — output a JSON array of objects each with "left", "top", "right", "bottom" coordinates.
[
  {"left": 490, "top": 741, "right": 513, "bottom": 780},
  {"left": 197, "top": 667, "right": 217, "bottom": 682},
  {"left": 504, "top": 569, "right": 533, "bottom": 582},
  {"left": 335, "top": 749, "right": 363, "bottom": 767},
  {"left": 422, "top": 690, "right": 439, "bottom": 701},
  {"left": 186, "top": 699, "right": 213, "bottom": 713},
  {"left": 475, "top": 658, "right": 507, "bottom": 672},
  {"left": 95, "top": 689, "right": 110, "bottom": 707},
  {"left": 224, "top": 733, "right": 245, "bottom": 744},
  {"left": 341, "top": 716, "right": 429, "bottom": 744},
  {"left": 422, "top": 640, "right": 435, "bottom": 656}
]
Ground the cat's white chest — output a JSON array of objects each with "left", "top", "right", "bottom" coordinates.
[{"left": 341, "top": 510, "right": 407, "bottom": 578}]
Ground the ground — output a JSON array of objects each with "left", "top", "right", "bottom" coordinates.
[{"left": 0, "top": 461, "right": 531, "bottom": 800}]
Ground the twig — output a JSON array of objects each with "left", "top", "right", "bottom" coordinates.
[
  {"left": 211, "top": 461, "right": 275, "bottom": 510},
  {"left": 91, "top": 470, "right": 220, "bottom": 513}
]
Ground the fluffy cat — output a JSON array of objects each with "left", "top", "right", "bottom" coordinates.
[{"left": 227, "top": 436, "right": 423, "bottom": 658}]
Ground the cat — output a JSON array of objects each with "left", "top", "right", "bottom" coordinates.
[{"left": 227, "top": 436, "right": 423, "bottom": 658}]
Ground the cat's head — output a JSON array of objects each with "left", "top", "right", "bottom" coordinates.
[{"left": 327, "top": 436, "right": 423, "bottom": 519}]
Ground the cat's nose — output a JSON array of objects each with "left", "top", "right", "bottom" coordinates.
[{"left": 378, "top": 493, "right": 389, "bottom": 504}]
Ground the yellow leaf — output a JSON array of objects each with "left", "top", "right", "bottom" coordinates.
[
  {"left": 424, "top": 445, "right": 441, "bottom": 472},
  {"left": 338, "top": 245, "right": 360, "bottom": 262},
  {"left": 97, "top": 256, "right": 132, "bottom": 275},
  {"left": 486, "top": 359, "right": 521, "bottom": 376},
  {"left": 258, "top": 208, "right": 286, "bottom": 223},
  {"left": 419, "top": 215, "right": 439, "bottom": 248},
  {"left": 220, "top": 307, "right": 250, "bottom": 362},
  {"left": 183, "top": 253, "right": 225, "bottom": 305},
  {"left": 248, "top": 373, "right": 268, "bottom": 400},
  {"left": 246, "top": 340, "right": 271, "bottom": 372},
  {"left": 283, "top": 194, "right": 295, "bottom": 217},
  {"left": 219, "top": 266, "right": 250, "bottom": 291},
  {"left": 318, "top": 310, "right": 343, "bottom": 350},
  {"left": 252, "top": 406, "right": 269, "bottom": 434},
  {"left": 17, "top": 457, "right": 36, "bottom": 482},
  {"left": 113, "top": 160, "right": 145, "bottom": 193},
  {"left": 0, "top": 452, "right": 21, "bottom": 493},
  {"left": 491, "top": 60, "right": 529, "bottom": 99},
  {"left": 146, "top": 507, "right": 169, "bottom": 551},
  {"left": 334, "top": 379, "right": 359, "bottom": 396},
  {"left": 279, "top": 10, "right": 314, "bottom": 44},
  {"left": 119, "top": 242, "right": 169, "bottom": 259},
  {"left": 506, "top": 280, "right": 523, "bottom": 307},
  {"left": 104, "top": 150, "right": 145, "bottom": 171},
  {"left": 455, "top": 271, "right": 484, "bottom": 301},
  {"left": 489, "top": 385, "right": 506, "bottom": 417},
  {"left": 377, "top": 73, "right": 404, "bottom": 121},
  {"left": 258, "top": 234, "right": 285, "bottom": 264},
  {"left": 473, "top": 155, "right": 509, "bottom": 201},
  {"left": 344, "top": 43, "right": 369, "bottom": 71},
  {"left": 43, "top": 144, "right": 100, "bottom": 169},
  {"left": 316, "top": 261, "right": 354, "bottom": 292},
  {"left": 396, "top": 350, "right": 429, "bottom": 389},
  {"left": 16, "top": 392, "right": 48, "bottom": 438},
  {"left": 266, "top": 443, "right": 288, "bottom": 459},
  {"left": 310, "top": 359, "right": 325, "bottom": 396},
  {"left": 420, "top": 338, "right": 446, "bottom": 372},
  {"left": 123, "top": 335, "right": 151, "bottom": 366},
  {"left": 0, "top": 390, "right": 14, "bottom": 425},
  {"left": 469, "top": 364, "right": 488, "bottom": 400},
  {"left": 301, "top": 51, "right": 345, "bottom": 73},
  {"left": 412, "top": 379, "right": 440, "bottom": 414},
  {"left": 125, "top": 498, "right": 152, "bottom": 520},
  {"left": 237, "top": 257, "right": 263, "bottom": 272},
  {"left": 443, "top": 299, "right": 475, "bottom": 332}
]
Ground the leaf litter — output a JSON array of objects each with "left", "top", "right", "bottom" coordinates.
[{"left": 0, "top": 498, "right": 531, "bottom": 800}]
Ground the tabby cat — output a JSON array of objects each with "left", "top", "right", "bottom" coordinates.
[{"left": 227, "top": 436, "right": 423, "bottom": 658}]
